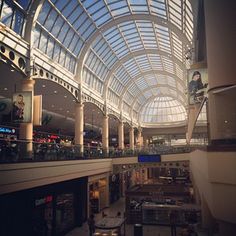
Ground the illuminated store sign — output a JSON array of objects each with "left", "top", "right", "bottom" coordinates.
[
  {"left": 138, "top": 154, "right": 161, "bottom": 163},
  {"left": 35, "top": 195, "right": 53, "bottom": 206},
  {"left": 0, "top": 127, "right": 15, "bottom": 134}
]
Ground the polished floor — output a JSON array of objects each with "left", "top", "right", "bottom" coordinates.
[{"left": 65, "top": 197, "right": 207, "bottom": 236}]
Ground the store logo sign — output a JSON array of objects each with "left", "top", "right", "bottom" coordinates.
[{"left": 35, "top": 195, "right": 53, "bottom": 206}]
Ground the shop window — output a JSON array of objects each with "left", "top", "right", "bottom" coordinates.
[{"left": 55, "top": 193, "right": 75, "bottom": 234}]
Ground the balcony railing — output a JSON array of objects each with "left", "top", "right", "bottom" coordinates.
[{"left": 0, "top": 138, "right": 195, "bottom": 163}]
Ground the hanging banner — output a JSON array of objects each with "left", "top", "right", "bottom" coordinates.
[
  {"left": 12, "top": 92, "right": 32, "bottom": 123},
  {"left": 188, "top": 68, "right": 208, "bottom": 105}
]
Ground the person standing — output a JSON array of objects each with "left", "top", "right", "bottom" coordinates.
[
  {"left": 87, "top": 214, "right": 95, "bottom": 236},
  {"left": 169, "top": 210, "right": 177, "bottom": 236}
]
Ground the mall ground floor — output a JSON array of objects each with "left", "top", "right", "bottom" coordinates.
[{"left": 66, "top": 197, "right": 209, "bottom": 236}]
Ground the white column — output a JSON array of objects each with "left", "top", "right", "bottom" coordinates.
[
  {"left": 136, "top": 128, "right": 143, "bottom": 149},
  {"left": 204, "top": 0, "right": 236, "bottom": 143},
  {"left": 118, "top": 121, "right": 124, "bottom": 150},
  {"left": 74, "top": 102, "right": 84, "bottom": 153},
  {"left": 102, "top": 115, "right": 109, "bottom": 153},
  {"left": 105, "top": 173, "right": 110, "bottom": 208},
  {"left": 19, "top": 79, "right": 35, "bottom": 158},
  {"left": 143, "top": 136, "right": 149, "bottom": 149},
  {"left": 129, "top": 126, "right": 134, "bottom": 150}
]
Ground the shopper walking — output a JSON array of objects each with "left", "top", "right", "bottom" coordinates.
[{"left": 87, "top": 214, "right": 95, "bottom": 236}]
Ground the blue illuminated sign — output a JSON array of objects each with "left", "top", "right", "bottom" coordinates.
[
  {"left": 138, "top": 154, "right": 161, "bottom": 163},
  {"left": 0, "top": 127, "right": 15, "bottom": 134}
]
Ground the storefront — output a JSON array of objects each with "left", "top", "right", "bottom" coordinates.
[
  {"left": 88, "top": 173, "right": 109, "bottom": 215},
  {"left": 0, "top": 177, "right": 87, "bottom": 236},
  {"left": 109, "top": 173, "right": 120, "bottom": 204}
]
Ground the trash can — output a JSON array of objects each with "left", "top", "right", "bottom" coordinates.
[{"left": 134, "top": 224, "right": 143, "bottom": 236}]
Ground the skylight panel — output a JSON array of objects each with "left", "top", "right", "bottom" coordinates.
[
  {"left": 150, "top": 0, "right": 167, "bottom": 18},
  {"left": 124, "top": 92, "right": 134, "bottom": 105},
  {"left": 157, "top": 76, "right": 166, "bottom": 85},
  {"left": 74, "top": 40, "right": 83, "bottom": 56},
  {"left": 86, "top": 0, "right": 104, "bottom": 13},
  {"left": 107, "top": 0, "right": 130, "bottom": 16},
  {"left": 146, "top": 76, "right": 158, "bottom": 86},
  {"left": 144, "top": 90, "right": 153, "bottom": 98},
  {"left": 38, "top": 1, "right": 51, "bottom": 24},
  {"left": 38, "top": 30, "right": 48, "bottom": 54},
  {"left": 134, "top": 101, "right": 141, "bottom": 111},
  {"left": 67, "top": 6, "right": 83, "bottom": 25},
  {"left": 58, "top": 24, "right": 70, "bottom": 42},
  {"left": 174, "top": 64, "right": 182, "bottom": 79},
  {"left": 137, "top": 95, "right": 146, "bottom": 104},
  {"left": 108, "top": 89, "right": 120, "bottom": 106},
  {"left": 167, "top": 76, "right": 176, "bottom": 86},
  {"left": 123, "top": 102, "right": 131, "bottom": 114},
  {"left": 61, "top": 0, "right": 78, "bottom": 18},
  {"left": 108, "top": 0, "right": 128, "bottom": 9},
  {"left": 71, "top": 11, "right": 85, "bottom": 30},
  {"left": 83, "top": 23, "right": 97, "bottom": 40},
  {"left": 129, "top": 44, "right": 144, "bottom": 52},
  {"left": 131, "top": 5, "right": 149, "bottom": 13},
  {"left": 135, "top": 79, "right": 149, "bottom": 90},
  {"left": 63, "top": 28, "right": 75, "bottom": 48},
  {"left": 114, "top": 45, "right": 129, "bottom": 58},
  {"left": 110, "top": 78, "right": 123, "bottom": 94},
  {"left": 105, "top": 29, "right": 121, "bottom": 43},
  {"left": 54, "top": 0, "right": 68, "bottom": 11},
  {"left": 44, "top": 9, "right": 57, "bottom": 31},
  {"left": 152, "top": 88, "right": 161, "bottom": 96},
  {"left": 120, "top": 27, "right": 138, "bottom": 37},
  {"left": 93, "top": 11, "right": 111, "bottom": 27},
  {"left": 128, "top": 83, "right": 141, "bottom": 97}
]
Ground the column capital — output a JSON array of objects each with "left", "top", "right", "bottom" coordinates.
[
  {"left": 75, "top": 101, "right": 84, "bottom": 108},
  {"left": 129, "top": 126, "right": 134, "bottom": 131},
  {"left": 22, "top": 78, "right": 35, "bottom": 86},
  {"left": 138, "top": 126, "right": 142, "bottom": 133}
]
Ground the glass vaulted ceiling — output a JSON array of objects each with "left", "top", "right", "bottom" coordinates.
[{"left": 34, "top": 0, "right": 194, "bottom": 126}]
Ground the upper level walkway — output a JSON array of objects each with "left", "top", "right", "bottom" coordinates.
[{"left": 0, "top": 138, "right": 195, "bottom": 164}]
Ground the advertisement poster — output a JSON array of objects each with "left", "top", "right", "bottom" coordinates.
[
  {"left": 188, "top": 68, "right": 208, "bottom": 105},
  {"left": 12, "top": 92, "right": 32, "bottom": 123}
]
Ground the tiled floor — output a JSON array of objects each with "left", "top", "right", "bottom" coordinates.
[{"left": 65, "top": 197, "right": 185, "bottom": 236}]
